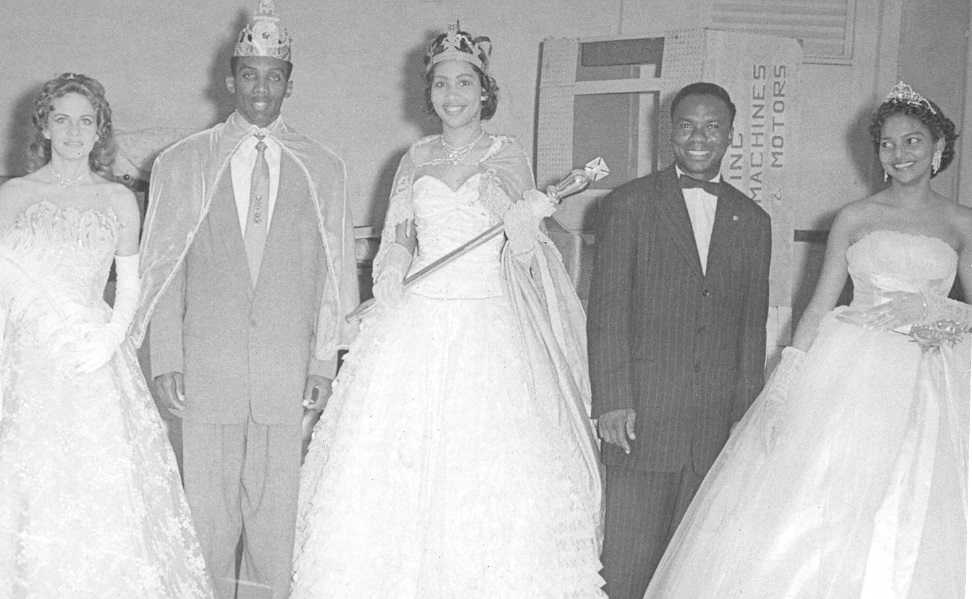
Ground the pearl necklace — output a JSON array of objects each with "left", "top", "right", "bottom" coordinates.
[
  {"left": 49, "top": 164, "right": 90, "bottom": 189},
  {"left": 440, "top": 130, "right": 485, "bottom": 165}
]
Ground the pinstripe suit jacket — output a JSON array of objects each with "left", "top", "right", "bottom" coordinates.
[{"left": 588, "top": 164, "right": 771, "bottom": 474}]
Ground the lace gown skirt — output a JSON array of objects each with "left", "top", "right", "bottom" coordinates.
[{"left": 0, "top": 201, "right": 212, "bottom": 598}]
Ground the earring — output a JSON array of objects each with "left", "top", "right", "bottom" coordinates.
[
  {"left": 884, "top": 170, "right": 889, "bottom": 183},
  {"left": 932, "top": 149, "right": 942, "bottom": 175}
]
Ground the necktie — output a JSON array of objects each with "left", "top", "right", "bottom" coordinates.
[
  {"left": 678, "top": 174, "right": 722, "bottom": 197},
  {"left": 244, "top": 139, "right": 269, "bottom": 286}
]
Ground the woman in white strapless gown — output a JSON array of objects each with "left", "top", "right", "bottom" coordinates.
[
  {"left": 0, "top": 74, "right": 213, "bottom": 597},
  {"left": 291, "top": 26, "right": 605, "bottom": 598},
  {"left": 645, "top": 84, "right": 971, "bottom": 598}
]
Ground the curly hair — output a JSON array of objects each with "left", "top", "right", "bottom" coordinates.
[
  {"left": 27, "top": 73, "right": 116, "bottom": 179},
  {"left": 869, "top": 96, "right": 959, "bottom": 178},
  {"left": 424, "top": 62, "right": 499, "bottom": 121}
]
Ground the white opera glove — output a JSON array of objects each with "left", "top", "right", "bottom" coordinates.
[
  {"left": 760, "top": 346, "right": 805, "bottom": 454},
  {"left": 838, "top": 291, "right": 972, "bottom": 331},
  {"left": 503, "top": 189, "right": 556, "bottom": 256},
  {"left": 76, "top": 254, "right": 140, "bottom": 373},
  {"left": 371, "top": 242, "right": 412, "bottom": 310}
]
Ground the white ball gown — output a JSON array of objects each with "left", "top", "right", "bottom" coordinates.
[
  {"left": 292, "top": 136, "right": 605, "bottom": 598},
  {"left": 0, "top": 200, "right": 213, "bottom": 598},
  {"left": 646, "top": 229, "right": 969, "bottom": 598}
]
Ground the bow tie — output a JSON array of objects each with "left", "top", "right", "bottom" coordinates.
[{"left": 678, "top": 175, "right": 722, "bottom": 197}]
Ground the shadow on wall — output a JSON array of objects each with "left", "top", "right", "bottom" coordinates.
[
  {"left": 362, "top": 32, "right": 443, "bottom": 229},
  {"left": 204, "top": 9, "right": 250, "bottom": 128},
  {"left": 847, "top": 102, "right": 882, "bottom": 193},
  {"left": 3, "top": 83, "right": 44, "bottom": 176},
  {"left": 356, "top": 32, "right": 457, "bottom": 298}
]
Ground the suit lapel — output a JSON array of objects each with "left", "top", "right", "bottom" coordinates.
[
  {"left": 256, "top": 153, "right": 305, "bottom": 291},
  {"left": 704, "top": 190, "right": 739, "bottom": 277},
  {"left": 210, "top": 173, "right": 254, "bottom": 300},
  {"left": 654, "top": 166, "right": 704, "bottom": 277}
]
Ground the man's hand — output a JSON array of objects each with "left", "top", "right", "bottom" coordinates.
[
  {"left": 154, "top": 371, "right": 186, "bottom": 413},
  {"left": 302, "top": 375, "right": 333, "bottom": 411},
  {"left": 598, "top": 408, "right": 637, "bottom": 454}
]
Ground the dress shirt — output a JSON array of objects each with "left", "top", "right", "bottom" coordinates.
[
  {"left": 675, "top": 166, "right": 719, "bottom": 274},
  {"left": 231, "top": 119, "right": 283, "bottom": 233}
]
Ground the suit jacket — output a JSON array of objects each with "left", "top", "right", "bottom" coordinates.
[
  {"left": 587, "top": 164, "right": 771, "bottom": 474},
  {"left": 150, "top": 153, "right": 331, "bottom": 426}
]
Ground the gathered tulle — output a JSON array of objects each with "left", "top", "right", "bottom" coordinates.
[
  {"left": 646, "top": 230, "right": 968, "bottom": 599},
  {"left": 0, "top": 200, "right": 213, "bottom": 598},
  {"left": 293, "top": 166, "right": 604, "bottom": 598}
]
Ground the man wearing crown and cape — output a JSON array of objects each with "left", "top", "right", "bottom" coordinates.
[{"left": 130, "top": 2, "right": 358, "bottom": 597}]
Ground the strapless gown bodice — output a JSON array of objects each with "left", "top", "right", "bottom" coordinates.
[
  {"left": 406, "top": 174, "right": 505, "bottom": 299},
  {"left": 847, "top": 229, "right": 958, "bottom": 308},
  {"left": 0, "top": 200, "right": 120, "bottom": 357}
]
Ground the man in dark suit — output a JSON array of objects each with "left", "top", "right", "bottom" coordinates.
[{"left": 588, "top": 82, "right": 771, "bottom": 598}]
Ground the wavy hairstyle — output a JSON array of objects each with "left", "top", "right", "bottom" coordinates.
[
  {"left": 27, "top": 73, "right": 116, "bottom": 179},
  {"left": 869, "top": 95, "right": 959, "bottom": 178}
]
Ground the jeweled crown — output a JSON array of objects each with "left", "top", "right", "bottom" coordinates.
[
  {"left": 234, "top": 0, "right": 292, "bottom": 63},
  {"left": 885, "top": 81, "right": 935, "bottom": 113},
  {"left": 426, "top": 22, "right": 491, "bottom": 73}
]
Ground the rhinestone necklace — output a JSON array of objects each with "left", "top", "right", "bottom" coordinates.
[
  {"left": 441, "top": 130, "right": 485, "bottom": 165},
  {"left": 49, "top": 164, "right": 91, "bottom": 189}
]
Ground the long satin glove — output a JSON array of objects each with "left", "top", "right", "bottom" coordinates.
[
  {"left": 760, "top": 346, "right": 806, "bottom": 454},
  {"left": 371, "top": 242, "right": 412, "bottom": 310},
  {"left": 503, "top": 189, "right": 555, "bottom": 256},
  {"left": 77, "top": 253, "right": 141, "bottom": 373},
  {"left": 838, "top": 291, "right": 972, "bottom": 331}
]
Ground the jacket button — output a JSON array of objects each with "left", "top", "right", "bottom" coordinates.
[
  {"left": 702, "top": 289, "right": 711, "bottom": 297},
  {"left": 694, "top": 363, "right": 702, "bottom": 373}
]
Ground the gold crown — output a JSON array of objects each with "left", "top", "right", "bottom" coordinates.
[
  {"left": 235, "top": 0, "right": 292, "bottom": 62},
  {"left": 885, "top": 81, "right": 935, "bottom": 113},
  {"left": 426, "top": 22, "right": 491, "bottom": 72}
]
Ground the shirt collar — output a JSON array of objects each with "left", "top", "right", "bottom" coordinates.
[{"left": 228, "top": 111, "right": 285, "bottom": 139}]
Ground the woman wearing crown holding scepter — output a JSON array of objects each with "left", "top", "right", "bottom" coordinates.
[
  {"left": 292, "top": 24, "right": 606, "bottom": 597},
  {"left": 644, "top": 83, "right": 970, "bottom": 597}
]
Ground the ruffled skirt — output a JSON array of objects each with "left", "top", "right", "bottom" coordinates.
[{"left": 292, "top": 292, "right": 605, "bottom": 598}]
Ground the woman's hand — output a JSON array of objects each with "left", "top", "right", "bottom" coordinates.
[
  {"left": 372, "top": 242, "right": 413, "bottom": 310},
  {"left": 837, "top": 291, "right": 926, "bottom": 330},
  {"left": 503, "top": 190, "right": 555, "bottom": 255},
  {"left": 75, "top": 323, "right": 125, "bottom": 373}
]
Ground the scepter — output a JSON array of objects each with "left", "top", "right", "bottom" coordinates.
[{"left": 347, "top": 157, "right": 609, "bottom": 322}]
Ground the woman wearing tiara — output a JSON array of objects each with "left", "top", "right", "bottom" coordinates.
[
  {"left": 644, "top": 83, "right": 970, "bottom": 598},
  {"left": 292, "top": 24, "right": 605, "bottom": 598},
  {"left": 0, "top": 73, "right": 213, "bottom": 597}
]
